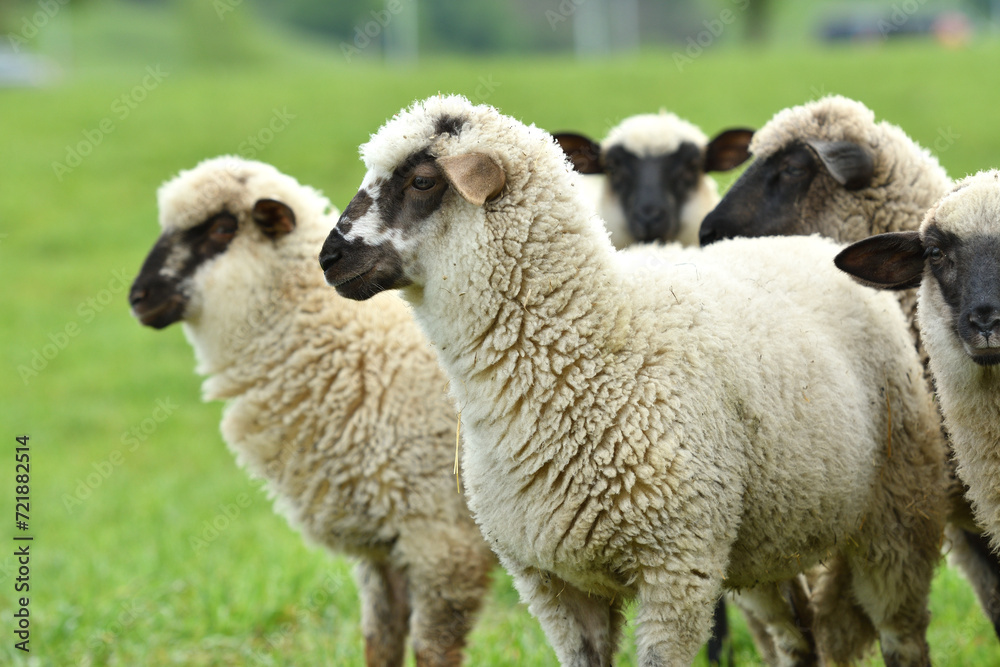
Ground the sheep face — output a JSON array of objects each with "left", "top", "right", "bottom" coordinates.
[
  {"left": 835, "top": 172, "right": 1000, "bottom": 366},
  {"left": 555, "top": 123, "right": 752, "bottom": 245},
  {"left": 700, "top": 139, "right": 873, "bottom": 246},
  {"left": 130, "top": 198, "right": 295, "bottom": 328},
  {"left": 320, "top": 129, "right": 504, "bottom": 301}
]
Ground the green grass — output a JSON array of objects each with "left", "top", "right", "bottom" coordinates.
[{"left": 3, "top": 1, "right": 1000, "bottom": 664}]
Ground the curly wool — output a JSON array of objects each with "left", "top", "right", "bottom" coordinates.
[
  {"left": 919, "top": 170, "right": 1000, "bottom": 549},
  {"left": 155, "top": 156, "right": 494, "bottom": 664},
  {"left": 750, "top": 95, "right": 951, "bottom": 240},
  {"left": 354, "top": 95, "right": 948, "bottom": 665}
]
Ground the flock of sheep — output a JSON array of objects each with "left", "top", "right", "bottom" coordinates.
[{"left": 127, "top": 93, "right": 1000, "bottom": 666}]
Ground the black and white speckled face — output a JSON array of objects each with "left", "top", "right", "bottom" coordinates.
[
  {"left": 319, "top": 149, "right": 449, "bottom": 300},
  {"left": 923, "top": 224, "right": 1000, "bottom": 366},
  {"left": 129, "top": 211, "right": 240, "bottom": 328},
  {"left": 130, "top": 198, "right": 295, "bottom": 329}
]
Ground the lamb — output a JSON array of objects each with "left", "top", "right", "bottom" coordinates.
[
  {"left": 128, "top": 156, "right": 496, "bottom": 667},
  {"left": 555, "top": 112, "right": 754, "bottom": 666},
  {"left": 552, "top": 112, "right": 752, "bottom": 248},
  {"left": 318, "top": 94, "right": 948, "bottom": 666},
  {"left": 697, "top": 94, "right": 1000, "bottom": 647},
  {"left": 836, "top": 169, "right": 1000, "bottom": 559}
]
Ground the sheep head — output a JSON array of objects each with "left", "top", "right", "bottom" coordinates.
[
  {"left": 836, "top": 170, "right": 1000, "bottom": 366},
  {"left": 320, "top": 96, "right": 510, "bottom": 301},
  {"left": 554, "top": 115, "right": 752, "bottom": 245},
  {"left": 130, "top": 156, "right": 303, "bottom": 329},
  {"left": 699, "top": 96, "right": 893, "bottom": 246}
]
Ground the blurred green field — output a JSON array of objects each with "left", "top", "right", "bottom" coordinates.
[{"left": 4, "top": 1, "right": 1000, "bottom": 665}]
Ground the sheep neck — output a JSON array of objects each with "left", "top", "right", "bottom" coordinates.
[{"left": 411, "top": 204, "right": 633, "bottom": 459}]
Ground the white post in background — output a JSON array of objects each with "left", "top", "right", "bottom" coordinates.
[
  {"left": 385, "top": 0, "right": 418, "bottom": 66},
  {"left": 574, "top": 0, "right": 640, "bottom": 58}
]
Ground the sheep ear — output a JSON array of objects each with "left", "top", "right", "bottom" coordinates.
[
  {"left": 834, "top": 231, "right": 925, "bottom": 290},
  {"left": 438, "top": 153, "right": 506, "bottom": 206},
  {"left": 807, "top": 140, "right": 874, "bottom": 191},
  {"left": 552, "top": 132, "right": 604, "bottom": 174},
  {"left": 704, "top": 128, "right": 754, "bottom": 172},
  {"left": 252, "top": 198, "right": 296, "bottom": 239}
]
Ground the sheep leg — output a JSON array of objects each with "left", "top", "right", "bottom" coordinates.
[
  {"left": 809, "top": 557, "right": 877, "bottom": 664},
  {"left": 400, "top": 527, "right": 493, "bottom": 667},
  {"left": 847, "top": 548, "right": 934, "bottom": 667},
  {"left": 729, "top": 578, "right": 816, "bottom": 666},
  {"left": 507, "top": 563, "right": 623, "bottom": 667},
  {"left": 355, "top": 560, "right": 410, "bottom": 667},
  {"left": 632, "top": 570, "right": 721, "bottom": 666},
  {"left": 947, "top": 523, "right": 1000, "bottom": 637}
]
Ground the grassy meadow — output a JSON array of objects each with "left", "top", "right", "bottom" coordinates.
[{"left": 3, "top": 2, "right": 1000, "bottom": 664}]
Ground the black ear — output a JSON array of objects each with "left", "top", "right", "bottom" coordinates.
[
  {"left": 834, "top": 231, "right": 925, "bottom": 290},
  {"left": 252, "top": 198, "right": 296, "bottom": 239},
  {"left": 553, "top": 132, "right": 604, "bottom": 174},
  {"left": 704, "top": 128, "right": 754, "bottom": 172},
  {"left": 807, "top": 140, "right": 874, "bottom": 191}
]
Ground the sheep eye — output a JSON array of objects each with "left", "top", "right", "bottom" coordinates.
[
  {"left": 209, "top": 216, "right": 237, "bottom": 243},
  {"left": 783, "top": 165, "right": 805, "bottom": 178},
  {"left": 925, "top": 246, "right": 943, "bottom": 263},
  {"left": 412, "top": 176, "right": 436, "bottom": 191}
]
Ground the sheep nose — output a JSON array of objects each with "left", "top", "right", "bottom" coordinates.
[
  {"left": 699, "top": 222, "right": 722, "bottom": 247},
  {"left": 129, "top": 284, "right": 147, "bottom": 307},
  {"left": 968, "top": 303, "right": 1000, "bottom": 337},
  {"left": 636, "top": 204, "right": 665, "bottom": 222},
  {"left": 318, "top": 231, "right": 345, "bottom": 272}
]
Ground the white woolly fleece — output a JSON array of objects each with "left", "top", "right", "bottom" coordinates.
[
  {"left": 349, "top": 95, "right": 947, "bottom": 666},
  {"left": 152, "top": 155, "right": 495, "bottom": 663},
  {"left": 750, "top": 95, "right": 951, "bottom": 240},
  {"left": 918, "top": 170, "right": 1000, "bottom": 549}
]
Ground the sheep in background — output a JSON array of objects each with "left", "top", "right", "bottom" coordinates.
[
  {"left": 129, "top": 156, "right": 496, "bottom": 667},
  {"left": 837, "top": 169, "right": 1000, "bottom": 561},
  {"left": 698, "top": 94, "right": 1000, "bottom": 649},
  {"left": 319, "top": 94, "right": 947, "bottom": 666},
  {"left": 553, "top": 112, "right": 752, "bottom": 248},
  {"left": 556, "top": 111, "right": 754, "bottom": 666}
]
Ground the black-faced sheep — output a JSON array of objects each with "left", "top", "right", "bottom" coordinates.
[
  {"left": 837, "top": 169, "right": 1000, "bottom": 564},
  {"left": 129, "top": 156, "right": 496, "bottom": 667},
  {"left": 697, "top": 94, "right": 1000, "bottom": 649},
  {"left": 553, "top": 112, "right": 752, "bottom": 248},
  {"left": 318, "top": 95, "right": 947, "bottom": 667}
]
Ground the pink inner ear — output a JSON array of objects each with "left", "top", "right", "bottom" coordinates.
[{"left": 438, "top": 154, "right": 506, "bottom": 206}]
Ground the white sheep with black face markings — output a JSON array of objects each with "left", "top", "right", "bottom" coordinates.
[
  {"left": 553, "top": 112, "right": 752, "bottom": 248},
  {"left": 129, "top": 156, "right": 496, "bottom": 667},
  {"left": 699, "top": 95, "right": 1000, "bottom": 657},
  {"left": 838, "top": 169, "right": 1000, "bottom": 554},
  {"left": 319, "top": 94, "right": 948, "bottom": 667}
]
